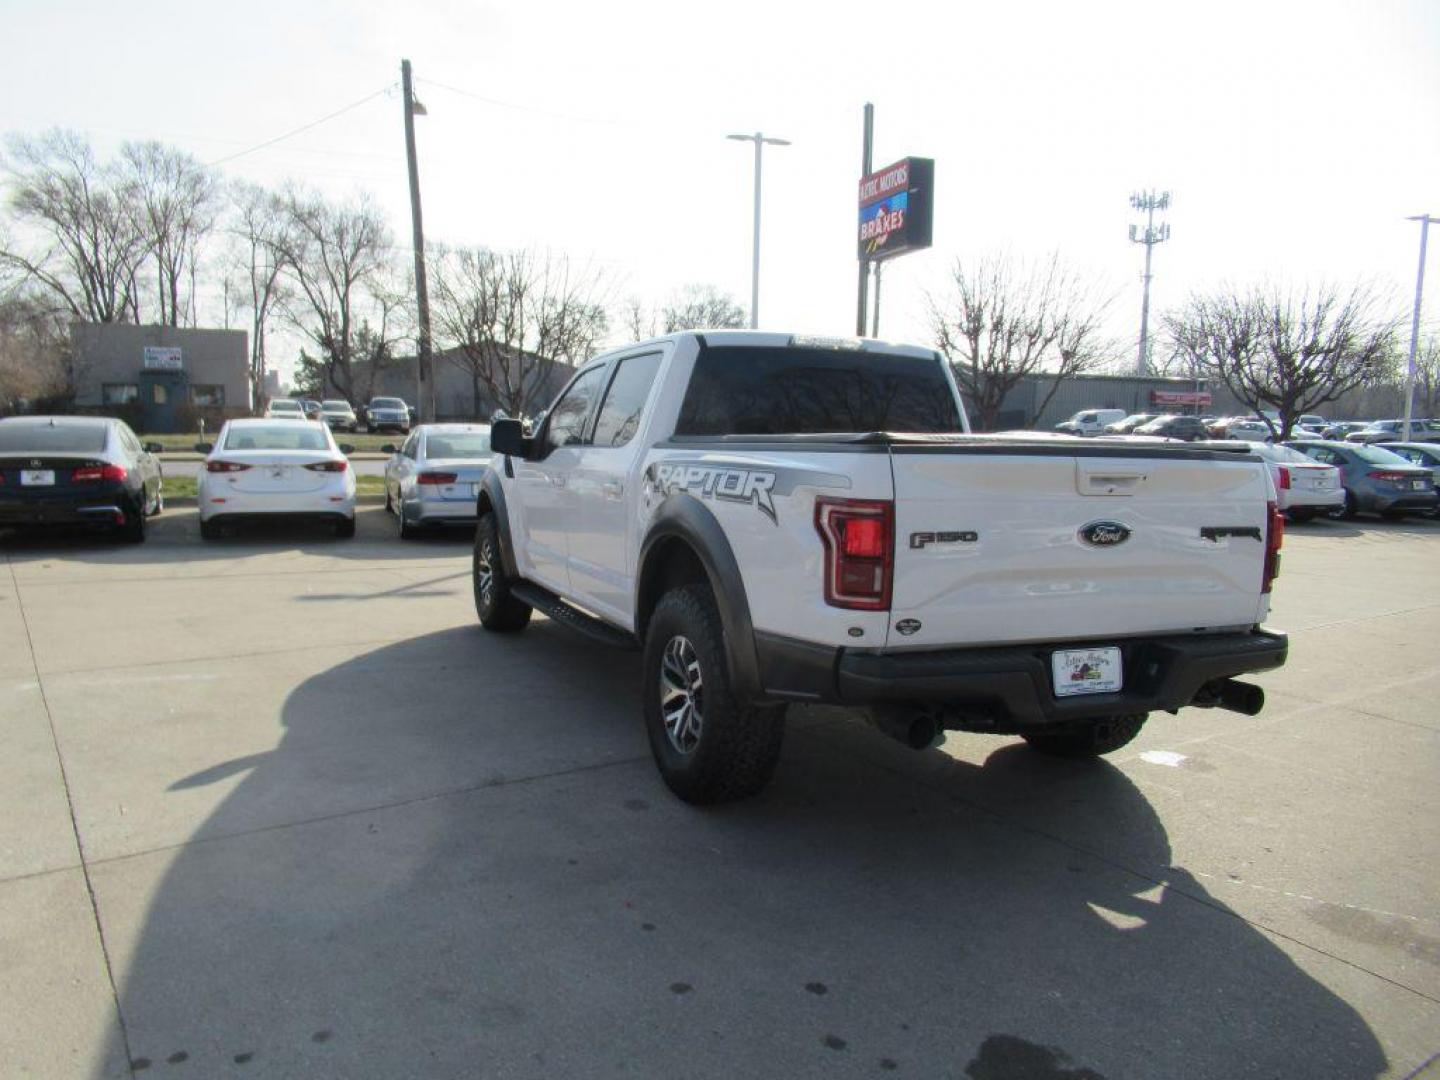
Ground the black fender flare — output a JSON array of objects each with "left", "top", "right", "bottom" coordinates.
[
  {"left": 477, "top": 468, "right": 520, "bottom": 579},
  {"left": 636, "top": 493, "right": 763, "bottom": 702}
]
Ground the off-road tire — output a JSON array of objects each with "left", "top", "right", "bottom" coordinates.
[
  {"left": 1021, "top": 714, "right": 1147, "bottom": 758},
  {"left": 643, "top": 584, "right": 785, "bottom": 804},
  {"left": 473, "top": 512, "right": 531, "bottom": 632}
]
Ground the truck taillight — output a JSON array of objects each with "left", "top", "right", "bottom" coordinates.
[
  {"left": 1277, "top": 466, "right": 1290, "bottom": 490},
  {"left": 815, "top": 497, "right": 893, "bottom": 610},
  {"left": 1263, "top": 500, "right": 1284, "bottom": 595},
  {"left": 72, "top": 463, "right": 127, "bottom": 483}
]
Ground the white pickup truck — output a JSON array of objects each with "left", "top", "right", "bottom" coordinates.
[{"left": 475, "top": 331, "right": 1287, "bottom": 803}]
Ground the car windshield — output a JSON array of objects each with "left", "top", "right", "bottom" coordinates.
[
  {"left": 372, "top": 398, "right": 406, "bottom": 410},
  {"left": 0, "top": 422, "right": 108, "bottom": 453},
  {"left": 223, "top": 424, "right": 331, "bottom": 451},
  {"left": 269, "top": 401, "right": 303, "bottom": 413},
  {"left": 1352, "top": 445, "right": 1412, "bottom": 466},
  {"left": 321, "top": 401, "right": 350, "bottom": 412},
  {"left": 424, "top": 432, "right": 491, "bottom": 459},
  {"left": 1253, "top": 443, "right": 1316, "bottom": 464}
]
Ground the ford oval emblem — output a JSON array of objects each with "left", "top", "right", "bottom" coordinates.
[
  {"left": 895, "top": 618, "right": 922, "bottom": 636},
  {"left": 1079, "top": 521, "right": 1131, "bottom": 547}
]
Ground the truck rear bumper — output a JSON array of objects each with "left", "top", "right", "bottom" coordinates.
[{"left": 756, "top": 628, "right": 1288, "bottom": 728}]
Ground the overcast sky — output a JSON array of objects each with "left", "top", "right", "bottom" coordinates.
[{"left": 2, "top": 0, "right": 1437, "bottom": 379}]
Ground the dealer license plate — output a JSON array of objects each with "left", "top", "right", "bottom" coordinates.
[
  {"left": 20, "top": 470, "right": 54, "bottom": 486},
  {"left": 1052, "top": 647, "right": 1123, "bottom": 697}
]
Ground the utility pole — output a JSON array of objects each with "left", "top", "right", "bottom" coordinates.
[
  {"left": 726, "top": 132, "right": 790, "bottom": 329},
  {"left": 401, "top": 59, "right": 435, "bottom": 422},
  {"left": 1128, "top": 190, "right": 1171, "bottom": 376},
  {"left": 1402, "top": 213, "right": 1438, "bottom": 442},
  {"left": 856, "top": 103, "right": 874, "bottom": 336}
]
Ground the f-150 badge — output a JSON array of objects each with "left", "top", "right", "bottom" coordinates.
[{"left": 647, "top": 463, "right": 778, "bottom": 524}]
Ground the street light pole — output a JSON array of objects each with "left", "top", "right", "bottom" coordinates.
[
  {"left": 401, "top": 59, "right": 435, "bottom": 422},
  {"left": 1402, "top": 214, "right": 1438, "bottom": 443},
  {"left": 727, "top": 132, "right": 790, "bottom": 329}
]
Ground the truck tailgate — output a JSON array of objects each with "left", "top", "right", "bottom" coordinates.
[{"left": 888, "top": 445, "right": 1271, "bottom": 649}]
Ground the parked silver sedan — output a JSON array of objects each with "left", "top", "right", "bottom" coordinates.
[{"left": 382, "top": 424, "right": 491, "bottom": 538}]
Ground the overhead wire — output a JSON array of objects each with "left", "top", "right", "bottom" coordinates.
[{"left": 206, "top": 83, "right": 397, "bottom": 168}]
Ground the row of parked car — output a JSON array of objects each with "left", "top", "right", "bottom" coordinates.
[
  {"left": 1057, "top": 408, "right": 1440, "bottom": 444},
  {"left": 262, "top": 396, "right": 416, "bottom": 434},
  {"left": 0, "top": 413, "right": 495, "bottom": 543}
]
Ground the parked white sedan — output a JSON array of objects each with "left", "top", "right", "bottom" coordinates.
[
  {"left": 197, "top": 419, "right": 356, "bottom": 539},
  {"left": 1242, "top": 441, "right": 1344, "bottom": 521},
  {"left": 383, "top": 423, "right": 490, "bottom": 538}
]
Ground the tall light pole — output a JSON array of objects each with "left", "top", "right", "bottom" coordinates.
[
  {"left": 727, "top": 132, "right": 790, "bottom": 329},
  {"left": 1402, "top": 214, "right": 1438, "bottom": 442},
  {"left": 1129, "top": 190, "right": 1171, "bottom": 376}
]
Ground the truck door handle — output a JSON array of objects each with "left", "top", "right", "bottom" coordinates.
[{"left": 603, "top": 481, "right": 623, "bottom": 499}]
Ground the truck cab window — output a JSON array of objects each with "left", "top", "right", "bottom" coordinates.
[
  {"left": 544, "top": 367, "right": 606, "bottom": 450},
  {"left": 593, "top": 353, "right": 662, "bottom": 447}
]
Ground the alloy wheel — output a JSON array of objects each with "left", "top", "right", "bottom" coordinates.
[{"left": 660, "top": 635, "right": 704, "bottom": 755}]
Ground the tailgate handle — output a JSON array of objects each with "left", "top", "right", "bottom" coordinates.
[{"left": 1078, "top": 468, "right": 1148, "bottom": 496}]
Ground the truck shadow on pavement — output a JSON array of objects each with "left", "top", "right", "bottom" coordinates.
[{"left": 94, "top": 625, "right": 1388, "bottom": 1079}]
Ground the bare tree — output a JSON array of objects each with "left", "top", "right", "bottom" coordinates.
[
  {"left": 227, "top": 182, "right": 294, "bottom": 411},
  {"left": 620, "top": 296, "right": 658, "bottom": 341},
  {"left": 661, "top": 284, "right": 746, "bottom": 333},
  {"left": 430, "top": 245, "right": 609, "bottom": 418},
  {"left": 120, "top": 141, "right": 219, "bottom": 327},
  {"left": 1164, "top": 282, "right": 1400, "bottom": 439},
  {"left": 1410, "top": 334, "right": 1440, "bottom": 417},
  {"left": 0, "top": 129, "right": 148, "bottom": 324},
  {"left": 928, "top": 252, "right": 1112, "bottom": 431},
  {"left": 277, "top": 189, "right": 410, "bottom": 407},
  {"left": 0, "top": 288, "right": 70, "bottom": 411}
]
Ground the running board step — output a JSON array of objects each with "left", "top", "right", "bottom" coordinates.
[{"left": 511, "top": 582, "right": 639, "bottom": 650}]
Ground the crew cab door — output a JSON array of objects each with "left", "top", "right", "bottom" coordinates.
[
  {"left": 513, "top": 364, "right": 606, "bottom": 592},
  {"left": 566, "top": 349, "right": 666, "bottom": 625}
]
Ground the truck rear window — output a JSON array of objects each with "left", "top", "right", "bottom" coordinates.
[{"left": 675, "top": 345, "right": 963, "bottom": 435}]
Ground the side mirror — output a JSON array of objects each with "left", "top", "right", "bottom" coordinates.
[
  {"left": 143, "top": 441, "right": 164, "bottom": 453},
  {"left": 380, "top": 443, "right": 398, "bottom": 454},
  {"left": 490, "top": 418, "right": 534, "bottom": 459},
  {"left": 195, "top": 441, "right": 214, "bottom": 454},
  {"left": 338, "top": 443, "right": 356, "bottom": 455}
]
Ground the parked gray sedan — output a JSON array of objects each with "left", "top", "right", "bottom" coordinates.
[
  {"left": 382, "top": 424, "right": 491, "bottom": 538},
  {"left": 1386, "top": 443, "right": 1440, "bottom": 517},
  {"left": 1286, "top": 440, "right": 1438, "bottom": 519}
]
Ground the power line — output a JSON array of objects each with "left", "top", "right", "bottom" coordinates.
[
  {"left": 416, "top": 77, "right": 613, "bottom": 127},
  {"left": 206, "top": 84, "right": 396, "bottom": 168}
]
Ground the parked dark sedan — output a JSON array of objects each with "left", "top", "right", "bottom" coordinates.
[
  {"left": 1285, "top": 440, "right": 1438, "bottom": 519},
  {"left": 1135, "top": 414, "right": 1211, "bottom": 441},
  {"left": 0, "top": 416, "right": 163, "bottom": 541}
]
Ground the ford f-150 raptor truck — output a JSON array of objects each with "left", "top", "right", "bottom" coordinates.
[{"left": 474, "top": 331, "right": 1287, "bottom": 804}]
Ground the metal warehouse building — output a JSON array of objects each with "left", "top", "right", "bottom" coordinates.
[
  {"left": 982, "top": 372, "right": 1249, "bottom": 432},
  {"left": 71, "top": 323, "right": 249, "bottom": 433}
]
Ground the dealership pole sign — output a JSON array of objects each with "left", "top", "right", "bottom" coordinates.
[{"left": 857, "top": 157, "right": 934, "bottom": 262}]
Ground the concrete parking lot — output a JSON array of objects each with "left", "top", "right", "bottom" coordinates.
[{"left": 1, "top": 507, "right": 1437, "bottom": 1079}]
